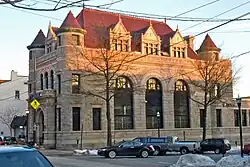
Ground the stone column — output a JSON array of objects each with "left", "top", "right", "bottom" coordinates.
[
  {"left": 133, "top": 88, "right": 146, "bottom": 129},
  {"left": 163, "top": 90, "right": 174, "bottom": 129}
]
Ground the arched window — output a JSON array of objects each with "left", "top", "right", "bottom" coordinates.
[
  {"left": 50, "top": 70, "right": 54, "bottom": 89},
  {"left": 174, "top": 80, "right": 190, "bottom": 128},
  {"left": 45, "top": 72, "right": 49, "bottom": 89},
  {"left": 114, "top": 76, "right": 133, "bottom": 130},
  {"left": 40, "top": 74, "right": 43, "bottom": 90},
  {"left": 145, "top": 78, "right": 163, "bottom": 129}
]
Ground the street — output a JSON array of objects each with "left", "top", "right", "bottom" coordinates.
[{"left": 47, "top": 153, "right": 229, "bottom": 167}]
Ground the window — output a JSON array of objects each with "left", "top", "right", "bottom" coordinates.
[
  {"left": 72, "top": 34, "right": 80, "bottom": 45},
  {"left": 40, "top": 74, "right": 43, "bottom": 90},
  {"left": 234, "top": 110, "right": 247, "bottom": 126},
  {"left": 234, "top": 110, "right": 239, "bottom": 127},
  {"left": 46, "top": 43, "right": 52, "bottom": 53},
  {"left": 149, "top": 138, "right": 165, "bottom": 143},
  {"left": 113, "top": 39, "right": 129, "bottom": 52},
  {"left": 50, "top": 70, "right": 54, "bottom": 89},
  {"left": 44, "top": 72, "right": 48, "bottom": 89},
  {"left": 28, "top": 84, "right": 32, "bottom": 93},
  {"left": 173, "top": 47, "right": 185, "bottom": 58},
  {"left": 72, "top": 74, "right": 80, "bottom": 94},
  {"left": 57, "top": 108, "right": 61, "bottom": 131},
  {"left": 15, "top": 90, "right": 20, "bottom": 99},
  {"left": 144, "top": 43, "right": 159, "bottom": 55},
  {"left": 29, "top": 51, "right": 32, "bottom": 60},
  {"left": 242, "top": 110, "right": 247, "bottom": 126},
  {"left": 145, "top": 78, "right": 163, "bottom": 129},
  {"left": 216, "top": 109, "right": 222, "bottom": 127},
  {"left": 57, "top": 74, "right": 61, "bottom": 94},
  {"left": 93, "top": 108, "right": 101, "bottom": 130},
  {"left": 200, "top": 109, "right": 204, "bottom": 128},
  {"left": 72, "top": 107, "right": 80, "bottom": 131},
  {"left": 174, "top": 80, "right": 190, "bottom": 128},
  {"left": 58, "top": 36, "right": 62, "bottom": 46}
]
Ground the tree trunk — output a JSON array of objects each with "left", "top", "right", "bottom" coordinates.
[
  {"left": 9, "top": 127, "right": 12, "bottom": 136},
  {"left": 106, "top": 99, "right": 112, "bottom": 147},
  {"left": 202, "top": 105, "right": 207, "bottom": 141}
]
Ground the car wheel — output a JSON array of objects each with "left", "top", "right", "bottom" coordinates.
[
  {"left": 108, "top": 151, "right": 116, "bottom": 159},
  {"left": 214, "top": 149, "right": 220, "bottom": 154},
  {"left": 153, "top": 147, "right": 160, "bottom": 156},
  {"left": 180, "top": 148, "right": 188, "bottom": 155},
  {"left": 141, "top": 150, "right": 149, "bottom": 158}
]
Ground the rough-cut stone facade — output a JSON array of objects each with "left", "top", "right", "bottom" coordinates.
[{"left": 27, "top": 8, "right": 250, "bottom": 149}]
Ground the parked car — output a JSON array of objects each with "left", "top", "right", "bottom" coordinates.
[
  {"left": 133, "top": 136, "right": 200, "bottom": 155},
  {"left": 97, "top": 140, "right": 155, "bottom": 158},
  {"left": 0, "top": 136, "right": 17, "bottom": 145},
  {"left": 199, "top": 138, "right": 231, "bottom": 154},
  {"left": 132, "top": 136, "right": 169, "bottom": 155},
  {"left": 243, "top": 143, "right": 250, "bottom": 155},
  {"left": 165, "top": 136, "right": 200, "bottom": 155},
  {"left": 0, "top": 145, "right": 54, "bottom": 167}
]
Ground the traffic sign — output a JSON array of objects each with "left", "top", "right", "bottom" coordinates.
[{"left": 30, "top": 99, "right": 40, "bottom": 110}]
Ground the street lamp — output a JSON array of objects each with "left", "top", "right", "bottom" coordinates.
[
  {"left": 236, "top": 96, "right": 243, "bottom": 157},
  {"left": 25, "top": 109, "right": 29, "bottom": 144},
  {"left": 156, "top": 111, "right": 160, "bottom": 138}
]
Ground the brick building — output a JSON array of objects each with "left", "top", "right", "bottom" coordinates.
[{"left": 27, "top": 8, "right": 249, "bottom": 149}]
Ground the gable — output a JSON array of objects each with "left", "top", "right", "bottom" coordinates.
[
  {"left": 46, "top": 26, "right": 56, "bottom": 40},
  {"left": 171, "top": 31, "right": 186, "bottom": 45},
  {"left": 112, "top": 21, "right": 128, "bottom": 34},
  {"left": 143, "top": 26, "right": 159, "bottom": 41}
]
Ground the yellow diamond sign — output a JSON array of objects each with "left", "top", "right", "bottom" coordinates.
[{"left": 30, "top": 99, "right": 40, "bottom": 110}]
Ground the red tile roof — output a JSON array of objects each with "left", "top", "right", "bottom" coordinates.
[
  {"left": 197, "top": 34, "right": 221, "bottom": 52},
  {"left": 60, "top": 11, "right": 81, "bottom": 29},
  {"left": 76, "top": 8, "right": 173, "bottom": 48},
  {"left": 48, "top": 8, "right": 213, "bottom": 60}
]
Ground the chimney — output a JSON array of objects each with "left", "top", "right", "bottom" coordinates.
[
  {"left": 11, "top": 70, "right": 18, "bottom": 81},
  {"left": 185, "top": 35, "right": 195, "bottom": 49}
]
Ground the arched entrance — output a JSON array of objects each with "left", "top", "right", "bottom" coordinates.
[{"left": 37, "top": 109, "right": 44, "bottom": 145}]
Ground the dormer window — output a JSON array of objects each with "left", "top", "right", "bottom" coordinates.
[
  {"left": 46, "top": 43, "right": 52, "bottom": 53},
  {"left": 173, "top": 47, "right": 185, "bottom": 58},
  {"left": 113, "top": 39, "right": 129, "bottom": 52},
  {"left": 144, "top": 43, "right": 158, "bottom": 55}
]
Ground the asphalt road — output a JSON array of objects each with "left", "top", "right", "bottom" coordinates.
[{"left": 48, "top": 153, "right": 229, "bottom": 167}]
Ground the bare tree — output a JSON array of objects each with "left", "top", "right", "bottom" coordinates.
[
  {"left": 0, "top": 107, "right": 20, "bottom": 136},
  {"left": 67, "top": 23, "right": 149, "bottom": 146},
  {"left": 180, "top": 55, "right": 239, "bottom": 140},
  {"left": 0, "top": 0, "right": 124, "bottom": 11}
]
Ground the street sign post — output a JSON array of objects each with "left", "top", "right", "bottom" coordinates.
[{"left": 30, "top": 99, "right": 40, "bottom": 110}]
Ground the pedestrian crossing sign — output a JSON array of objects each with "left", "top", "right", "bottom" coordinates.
[{"left": 30, "top": 99, "right": 40, "bottom": 110}]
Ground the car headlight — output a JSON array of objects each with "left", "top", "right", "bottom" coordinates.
[{"left": 102, "top": 149, "right": 106, "bottom": 151}]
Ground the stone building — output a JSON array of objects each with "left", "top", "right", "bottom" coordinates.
[{"left": 27, "top": 8, "right": 250, "bottom": 149}]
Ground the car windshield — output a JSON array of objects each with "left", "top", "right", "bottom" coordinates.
[{"left": 0, "top": 150, "right": 53, "bottom": 167}]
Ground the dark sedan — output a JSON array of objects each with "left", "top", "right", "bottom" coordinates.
[
  {"left": 0, "top": 145, "right": 54, "bottom": 167},
  {"left": 97, "top": 140, "right": 155, "bottom": 158}
]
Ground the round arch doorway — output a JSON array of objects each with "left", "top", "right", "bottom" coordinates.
[{"left": 36, "top": 109, "right": 44, "bottom": 145}]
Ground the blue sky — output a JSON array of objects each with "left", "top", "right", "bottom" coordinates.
[{"left": 0, "top": 0, "right": 250, "bottom": 97}]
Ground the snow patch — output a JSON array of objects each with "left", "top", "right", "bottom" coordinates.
[
  {"left": 73, "top": 149, "right": 98, "bottom": 156},
  {"left": 170, "top": 154, "right": 216, "bottom": 167},
  {"left": 216, "top": 155, "right": 250, "bottom": 167},
  {"left": 227, "top": 146, "right": 240, "bottom": 154}
]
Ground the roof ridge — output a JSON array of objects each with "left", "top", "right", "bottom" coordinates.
[{"left": 84, "top": 8, "right": 167, "bottom": 25}]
